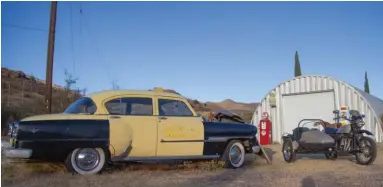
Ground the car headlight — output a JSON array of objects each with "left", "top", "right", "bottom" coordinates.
[
  {"left": 7, "top": 123, "right": 14, "bottom": 136},
  {"left": 356, "top": 119, "right": 365, "bottom": 128},
  {"left": 8, "top": 122, "right": 19, "bottom": 137}
]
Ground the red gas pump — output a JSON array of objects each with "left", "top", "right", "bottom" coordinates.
[{"left": 258, "top": 112, "right": 272, "bottom": 145}]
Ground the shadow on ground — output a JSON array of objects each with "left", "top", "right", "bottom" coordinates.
[
  {"left": 106, "top": 146, "right": 277, "bottom": 174},
  {"left": 146, "top": 146, "right": 278, "bottom": 187},
  {"left": 301, "top": 176, "right": 316, "bottom": 187}
]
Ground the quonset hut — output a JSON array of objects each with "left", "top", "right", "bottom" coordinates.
[{"left": 251, "top": 75, "right": 383, "bottom": 143}]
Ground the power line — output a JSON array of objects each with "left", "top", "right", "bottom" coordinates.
[
  {"left": 79, "top": 7, "right": 112, "bottom": 82},
  {"left": 69, "top": 3, "right": 76, "bottom": 77},
  {"left": 2, "top": 23, "right": 48, "bottom": 32},
  {"left": 79, "top": 3, "right": 83, "bottom": 36}
]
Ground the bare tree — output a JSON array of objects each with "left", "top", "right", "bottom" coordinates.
[{"left": 64, "top": 69, "right": 79, "bottom": 91}]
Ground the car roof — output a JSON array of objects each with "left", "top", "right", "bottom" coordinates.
[{"left": 85, "top": 89, "right": 183, "bottom": 102}]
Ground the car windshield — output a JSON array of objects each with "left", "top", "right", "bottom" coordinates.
[{"left": 63, "top": 97, "right": 97, "bottom": 114}]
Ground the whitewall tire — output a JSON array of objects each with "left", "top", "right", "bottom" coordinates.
[
  {"left": 65, "top": 148, "right": 106, "bottom": 175},
  {"left": 222, "top": 140, "right": 245, "bottom": 168}
]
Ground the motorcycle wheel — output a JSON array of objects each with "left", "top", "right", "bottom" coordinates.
[
  {"left": 324, "top": 152, "right": 338, "bottom": 160},
  {"left": 282, "top": 139, "right": 296, "bottom": 163},
  {"left": 355, "top": 136, "right": 377, "bottom": 165}
]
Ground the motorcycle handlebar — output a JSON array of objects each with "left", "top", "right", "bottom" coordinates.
[{"left": 334, "top": 115, "right": 364, "bottom": 122}]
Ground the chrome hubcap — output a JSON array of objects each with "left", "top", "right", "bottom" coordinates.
[
  {"left": 229, "top": 145, "right": 242, "bottom": 164},
  {"left": 358, "top": 140, "right": 372, "bottom": 161},
  {"left": 75, "top": 148, "right": 100, "bottom": 171},
  {"left": 283, "top": 144, "right": 291, "bottom": 159}
]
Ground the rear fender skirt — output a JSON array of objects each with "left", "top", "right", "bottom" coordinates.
[{"left": 16, "top": 119, "right": 110, "bottom": 161}]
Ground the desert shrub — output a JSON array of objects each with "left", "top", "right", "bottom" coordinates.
[
  {"left": 1, "top": 106, "right": 24, "bottom": 136},
  {"left": 1, "top": 108, "right": 12, "bottom": 136},
  {"left": 24, "top": 93, "right": 32, "bottom": 98},
  {"left": 191, "top": 99, "right": 200, "bottom": 105}
]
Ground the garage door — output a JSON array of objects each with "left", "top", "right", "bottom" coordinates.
[{"left": 281, "top": 91, "right": 335, "bottom": 135}]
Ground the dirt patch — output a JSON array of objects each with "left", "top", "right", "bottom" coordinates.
[{"left": 2, "top": 143, "right": 383, "bottom": 187}]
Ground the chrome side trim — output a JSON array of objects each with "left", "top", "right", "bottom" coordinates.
[
  {"left": 111, "top": 155, "right": 220, "bottom": 162},
  {"left": 160, "top": 139, "right": 204, "bottom": 143},
  {"left": 160, "top": 136, "right": 254, "bottom": 143},
  {"left": 18, "top": 139, "right": 109, "bottom": 142},
  {"left": 205, "top": 136, "right": 254, "bottom": 143}
]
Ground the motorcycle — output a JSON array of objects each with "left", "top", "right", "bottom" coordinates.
[{"left": 282, "top": 109, "right": 377, "bottom": 165}]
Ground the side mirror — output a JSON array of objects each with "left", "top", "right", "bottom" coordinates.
[{"left": 333, "top": 110, "right": 339, "bottom": 114}]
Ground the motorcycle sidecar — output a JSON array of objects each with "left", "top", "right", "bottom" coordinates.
[{"left": 282, "top": 119, "right": 337, "bottom": 163}]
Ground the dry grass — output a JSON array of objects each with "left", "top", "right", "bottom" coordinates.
[
  {"left": 2, "top": 144, "right": 383, "bottom": 187},
  {"left": 1, "top": 158, "right": 229, "bottom": 185}
]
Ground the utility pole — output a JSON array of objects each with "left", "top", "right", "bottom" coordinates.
[
  {"left": 21, "top": 80, "right": 25, "bottom": 104},
  {"left": 45, "top": 1, "right": 57, "bottom": 114},
  {"left": 8, "top": 83, "right": 11, "bottom": 107}
]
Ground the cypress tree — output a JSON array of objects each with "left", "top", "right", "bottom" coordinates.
[
  {"left": 294, "top": 51, "right": 302, "bottom": 77},
  {"left": 364, "top": 71, "right": 370, "bottom": 94}
]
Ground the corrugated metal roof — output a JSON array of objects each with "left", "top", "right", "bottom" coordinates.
[
  {"left": 352, "top": 86, "right": 383, "bottom": 124},
  {"left": 255, "top": 74, "right": 383, "bottom": 126},
  {"left": 251, "top": 74, "right": 383, "bottom": 142}
]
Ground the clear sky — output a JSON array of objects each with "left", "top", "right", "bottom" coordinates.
[{"left": 1, "top": 1, "right": 383, "bottom": 103}]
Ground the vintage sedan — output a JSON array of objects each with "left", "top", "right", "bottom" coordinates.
[{"left": 4, "top": 88, "right": 261, "bottom": 175}]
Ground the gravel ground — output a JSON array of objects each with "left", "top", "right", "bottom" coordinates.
[{"left": 2, "top": 144, "right": 383, "bottom": 187}]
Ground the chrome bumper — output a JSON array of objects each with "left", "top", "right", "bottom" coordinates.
[
  {"left": 3, "top": 148, "right": 33, "bottom": 159},
  {"left": 2, "top": 140, "right": 32, "bottom": 159},
  {"left": 1, "top": 140, "right": 11, "bottom": 149},
  {"left": 252, "top": 145, "right": 261, "bottom": 154}
]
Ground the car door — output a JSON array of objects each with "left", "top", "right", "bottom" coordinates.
[
  {"left": 156, "top": 96, "right": 204, "bottom": 156},
  {"left": 105, "top": 95, "right": 158, "bottom": 157}
]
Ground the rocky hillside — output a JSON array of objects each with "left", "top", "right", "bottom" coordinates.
[
  {"left": 159, "top": 89, "right": 258, "bottom": 120},
  {"left": 1, "top": 67, "right": 258, "bottom": 133}
]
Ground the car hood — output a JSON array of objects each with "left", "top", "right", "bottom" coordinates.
[{"left": 203, "top": 121, "right": 257, "bottom": 137}]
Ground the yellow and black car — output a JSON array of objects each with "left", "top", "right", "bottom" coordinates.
[{"left": 4, "top": 88, "right": 261, "bottom": 175}]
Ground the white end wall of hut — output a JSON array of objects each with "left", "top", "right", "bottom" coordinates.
[{"left": 252, "top": 75, "right": 383, "bottom": 143}]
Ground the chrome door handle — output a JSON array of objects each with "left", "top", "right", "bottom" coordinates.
[
  {"left": 110, "top": 116, "right": 121, "bottom": 119},
  {"left": 158, "top": 116, "right": 167, "bottom": 120}
]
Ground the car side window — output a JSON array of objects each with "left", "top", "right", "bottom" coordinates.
[
  {"left": 105, "top": 97, "right": 153, "bottom": 115},
  {"left": 158, "top": 99, "right": 194, "bottom": 116}
]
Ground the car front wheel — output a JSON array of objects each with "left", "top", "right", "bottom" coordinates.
[
  {"left": 221, "top": 140, "right": 246, "bottom": 168},
  {"left": 65, "top": 148, "right": 106, "bottom": 175}
]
